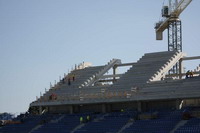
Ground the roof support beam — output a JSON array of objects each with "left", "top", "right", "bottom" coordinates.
[
  {"left": 115, "top": 62, "right": 136, "bottom": 67},
  {"left": 182, "top": 56, "right": 200, "bottom": 61}
]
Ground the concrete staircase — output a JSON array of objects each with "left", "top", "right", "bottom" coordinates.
[
  {"left": 149, "top": 51, "right": 185, "bottom": 81},
  {"left": 80, "top": 59, "right": 121, "bottom": 87},
  {"left": 110, "top": 51, "right": 185, "bottom": 91}
]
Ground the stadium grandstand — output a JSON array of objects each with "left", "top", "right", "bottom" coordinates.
[{"left": 1, "top": 50, "right": 200, "bottom": 133}]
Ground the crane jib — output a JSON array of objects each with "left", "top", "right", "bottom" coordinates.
[{"left": 155, "top": 0, "right": 192, "bottom": 40}]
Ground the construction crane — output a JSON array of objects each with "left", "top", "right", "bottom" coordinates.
[
  {"left": 155, "top": 0, "right": 192, "bottom": 52},
  {"left": 155, "top": 0, "right": 192, "bottom": 74}
]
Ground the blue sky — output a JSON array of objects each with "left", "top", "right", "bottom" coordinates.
[{"left": 0, "top": 0, "right": 199, "bottom": 114}]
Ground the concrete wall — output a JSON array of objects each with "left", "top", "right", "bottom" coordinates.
[
  {"left": 49, "top": 105, "right": 72, "bottom": 114},
  {"left": 110, "top": 102, "right": 138, "bottom": 111},
  {"left": 183, "top": 98, "right": 200, "bottom": 107},
  {"left": 79, "top": 104, "right": 104, "bottom": 113},
  {"left": 45, "top": 99, "right": 189, "bottom": 114},
  {"left": 142, "top": 100, "right": 177, "bottom": 111}
]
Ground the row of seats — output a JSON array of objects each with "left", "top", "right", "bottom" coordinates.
[
  {"left": 122, "top": 110, "right": 182, "bottom": 133},
  {"left": 74, "top": 111, "right": 137, "bottom": 133},
  {"left": 0, "top": 114, "right": 53, "bottom": 133},
  {"left": 175, "top": 117, "right": 200, "bottom": 133},
  {"left": 2, "top": 108, "right": 200, "bottom": 133},
  {"left": 32, "top": 115, "right": 80, "bottom": 133}
]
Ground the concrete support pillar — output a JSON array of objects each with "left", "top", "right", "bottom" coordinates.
[
  {"left": 176, "top": 99, "right": 181, "bottom": 110},
  {"left": 179, "top": 59, "right": 183, "bottom": 79},
  {"left": 45, "top": 106, "right": 49, "bottom": 113},
  {"left": 197, "top": 99, "right": 200, "bottom": 106},
  {"left": 102, "top": 104, "right": 106, "bottom": 113},
  {"left": 69, "top": 105, "right": 73, "bottom": 114},
  {"left": 113, "top": 65, "right": 117, "bottom": 83},
  {"left": 39, "top": 106, "right": 42, "bottom": 115},
  {"left": 137, "top": 102, "right": 142, "bottom": 112}
]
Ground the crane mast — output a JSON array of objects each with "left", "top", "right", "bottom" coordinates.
[
  {"left": 168, "top": 0, "right": 182, "bottom": 52},
  {"left": 155, "top": 0, "right": 192, "bottom": 74}
]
